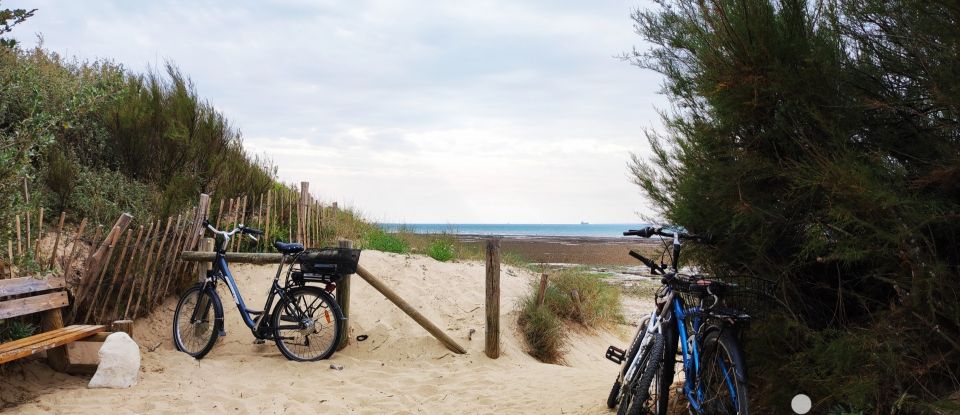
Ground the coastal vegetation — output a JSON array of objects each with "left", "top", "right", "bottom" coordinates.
[
  {"left": 518, "top": 267, "right": 623, "bottom": 363},
  {"left": 631, "top": 0, "right": 960, "bottom": 412}
]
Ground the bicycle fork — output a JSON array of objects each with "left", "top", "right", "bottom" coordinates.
[{"left": 622, "top": 311, "right": 662, "bottom": 383}]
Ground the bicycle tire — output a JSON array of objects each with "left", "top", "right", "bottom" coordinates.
[
  {"left": 172, "top": 284, "right": 223, "bottom": 359},
  {"left": 608, "top": 317, "right": 649, "bottom": 409},
  {"left": 621, "top": 331, "right": 664, "bottom": 415},
  {"left": 272, "top": 286, "right": 343, "bottom": 361},
  {"left": 653, "top": 309, "right": 679, "bottom": 415},
  {"left": 698, "top": 328, "right": 749, "bottom": 415}
]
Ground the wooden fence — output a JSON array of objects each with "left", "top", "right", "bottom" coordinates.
[{"left": 1, "top": 180, "right": 343, "bottom": 325}]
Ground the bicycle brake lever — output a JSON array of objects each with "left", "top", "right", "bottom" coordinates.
[{"left": 248, "top": 233, "right": 259, "bottom": 242}]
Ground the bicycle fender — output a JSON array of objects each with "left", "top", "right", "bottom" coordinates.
[
  {"left": 701, "top": 326, "right": 748, "bottom": 382},
  {"left": 198, "top": 283, "right": 226, "bottom": 337}
]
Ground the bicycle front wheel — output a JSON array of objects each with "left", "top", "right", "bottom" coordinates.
[
  {"left": 172, "top": 284, "right": 222, "bottom": 359},
  {"left": 621, "top": 331, "right": 664, "bottom": 415},
  {"left": 608, "top": 316, "right": 650, "bottom": 409},
  {"left": 698, "top": 329, "right": 749, "bottom": 415},
  {"left": 272, "top": 286, "right": 343, "bottom": 361}
]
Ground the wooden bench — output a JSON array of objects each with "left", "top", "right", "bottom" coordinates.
[{"left": 0, "top": 275, "right": 106, "bottom": 370}]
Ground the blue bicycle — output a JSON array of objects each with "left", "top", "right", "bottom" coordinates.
[
  {"left": 606, "top": 226, "right": 773, "bottom": 414},
  {"left": 172, "top": 219, "right": 358, "bottom": 361}
]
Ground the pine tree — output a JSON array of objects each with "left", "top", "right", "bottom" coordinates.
[{"left": 630, "top": 0, "right": 960, "bottom": 411}]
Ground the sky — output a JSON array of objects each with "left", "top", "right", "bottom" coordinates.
[{"left": 8, "top": 0, "right": 668, "bottom": 224}]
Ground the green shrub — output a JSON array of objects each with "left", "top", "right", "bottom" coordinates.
[
  {"left": 0, "top": 320, "right": 36, "bottom": 342},
  {"left": 43, "top": 145, "right": 78, "bottom": 212},
  {"left": 426, "top": 236, "right": 456, "bottom": 262},
  {"left": 68, "top": 166, "right": 152, "bottom": 226},
  {"left": 363, "top": 229, "right": 409, "bottom": 254}
]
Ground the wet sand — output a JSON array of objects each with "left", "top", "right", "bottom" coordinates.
[{"left": 457, "top": 234, "right": 665, "bottom": 266}]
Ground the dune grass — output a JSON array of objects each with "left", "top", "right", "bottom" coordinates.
[
  {"left": 362, "top": 229, "right": 410, "bottom": 254},
  {"left": 518, "top": 267, "right": 623, "bottom": 362}
]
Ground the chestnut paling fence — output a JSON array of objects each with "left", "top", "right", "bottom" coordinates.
[{"left": 1, "top": 181, "right": 344, "bottom": 325}]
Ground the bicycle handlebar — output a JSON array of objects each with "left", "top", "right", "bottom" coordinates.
[
  {"left": 623, "top": 226, "right": 711, "bottom": 243},
  {"left": 202, "top": 219, "right": 263, "bottom": 242}
]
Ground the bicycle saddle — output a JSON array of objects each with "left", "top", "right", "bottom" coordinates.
[{"left": 273, "top": 240, "right": 304, "bottom": 254}]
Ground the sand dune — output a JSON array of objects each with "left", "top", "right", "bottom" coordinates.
[{"left": 2, "top": 251, "right": 650, "bottom": 414}]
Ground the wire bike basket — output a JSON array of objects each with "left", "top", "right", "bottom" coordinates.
[{"left": 677, "top": 275, "right": 780, "bottom": 320}]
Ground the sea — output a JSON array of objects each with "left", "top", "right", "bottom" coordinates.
[{"left": 378, "top": 223, "right": 648, "bottom": 238}]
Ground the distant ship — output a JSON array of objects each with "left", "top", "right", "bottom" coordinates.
[{"left": 580, "top": 221, "right": 589, "bottom": 225}]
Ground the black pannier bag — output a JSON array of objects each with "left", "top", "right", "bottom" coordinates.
[{"left": 293, "top": 247, "right": 362, "bottom": 284}]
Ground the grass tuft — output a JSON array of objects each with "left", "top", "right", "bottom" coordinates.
[
  {"left": 517, "top": 267, "right": 623, "bottom": 362},
  {"left": 518, "top": 296, "right": 566, "bottom": 363}
]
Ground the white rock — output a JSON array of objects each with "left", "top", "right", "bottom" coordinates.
[{"left": 88, "top": 332, "right": 140, "bottom": 389}]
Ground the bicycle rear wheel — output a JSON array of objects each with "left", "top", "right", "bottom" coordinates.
[
  {"left": 172, "top": 284, "right": 222, "bottom": 359},
  {"left": 272, "top": 286, "right": 343, "bottom": 361},
  {"left": 698, "top": 329, "right": 749, "bottom": 415}
]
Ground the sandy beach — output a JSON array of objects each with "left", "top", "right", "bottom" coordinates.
[{"left": 1, "top": 250, "right": 651, "bottom": 414}]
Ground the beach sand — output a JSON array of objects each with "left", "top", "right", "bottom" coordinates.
[{"left": 1, "top": 250, "right": 652, "bottom": 414}]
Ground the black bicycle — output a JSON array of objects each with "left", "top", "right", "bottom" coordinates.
[
  {"left": 606, "top": 226, "right": 775, "bottom": 414},
  {"left": 172, "top": 219, "right": 359, "bottom": 361}
]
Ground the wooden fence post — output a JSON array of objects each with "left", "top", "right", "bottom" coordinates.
[
  {"left": 198, "top": 237, "right": 215, "bottom": 282},
  {"left": 23, "top": 178, "right": 30, "bottom": 256},
  {"left": 33, "top": 207, "right": 43, "bottom": 258},
  {"left": 299, "top": 182, "right": 309, "bottom": 245},
  {"left": 536, "top": 273, "right": 549, "bottom": 307},
  {"left": 112, "top": 320, "right": 134, "bottom": 338},
  {"left": 336, "top": 239, "right": 353, "bottom": 351},
  {"left": 48, "top": 212, "right": 66, "bottom": 270},
  {"left": 62, "top": 218, "right": 88, "bottom": 284},
  {"left": 485, "top": 238, "right": 501, "bottom": 359},
  {"left": 569, "top": 289, "right": 583, "bottom": 322},
  {"left": 15, "top": 215, "right": 22, "bottom": 256}
]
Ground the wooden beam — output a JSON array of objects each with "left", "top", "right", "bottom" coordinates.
[
  {"left": 0, "top": 325, "right": 105, "bottom": 364},
  {"left": 180, "top": 251, "right": 284, "bottom": 264},
  {"left": 0, "top": 291, "right": 69, "bottom": 319},
  {"left": 355, "top": 264, "right": 466, "bottom": 354},
  {"left": 0, "top": 275, "right": 66, "bottom": 297}
]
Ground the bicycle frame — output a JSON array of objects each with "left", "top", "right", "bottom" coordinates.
[
  {"left": 623, "top": 309, "right": 663, "bottom": 382},
  {"left": 193, "top": 239, "right": 295, "bottom": 338}
]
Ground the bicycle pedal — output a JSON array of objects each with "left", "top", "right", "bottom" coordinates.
[
  {"left": 253, "top": 339, "right": 266, "bottom": 345},
  {"left": 605, "top": 346, "right": 626, "bottom": 364}
]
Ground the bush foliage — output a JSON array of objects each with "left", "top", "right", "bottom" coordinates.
[
  {"left": 0, "top": 36, "right": 276, "bottom": 236},
  {"left": 630, "top": 0, "right": 960, "bottom": 412}
]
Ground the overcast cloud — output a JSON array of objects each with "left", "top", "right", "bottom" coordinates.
[{"left": 8, "top": 0, "right": 666, "bottom": 224}]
